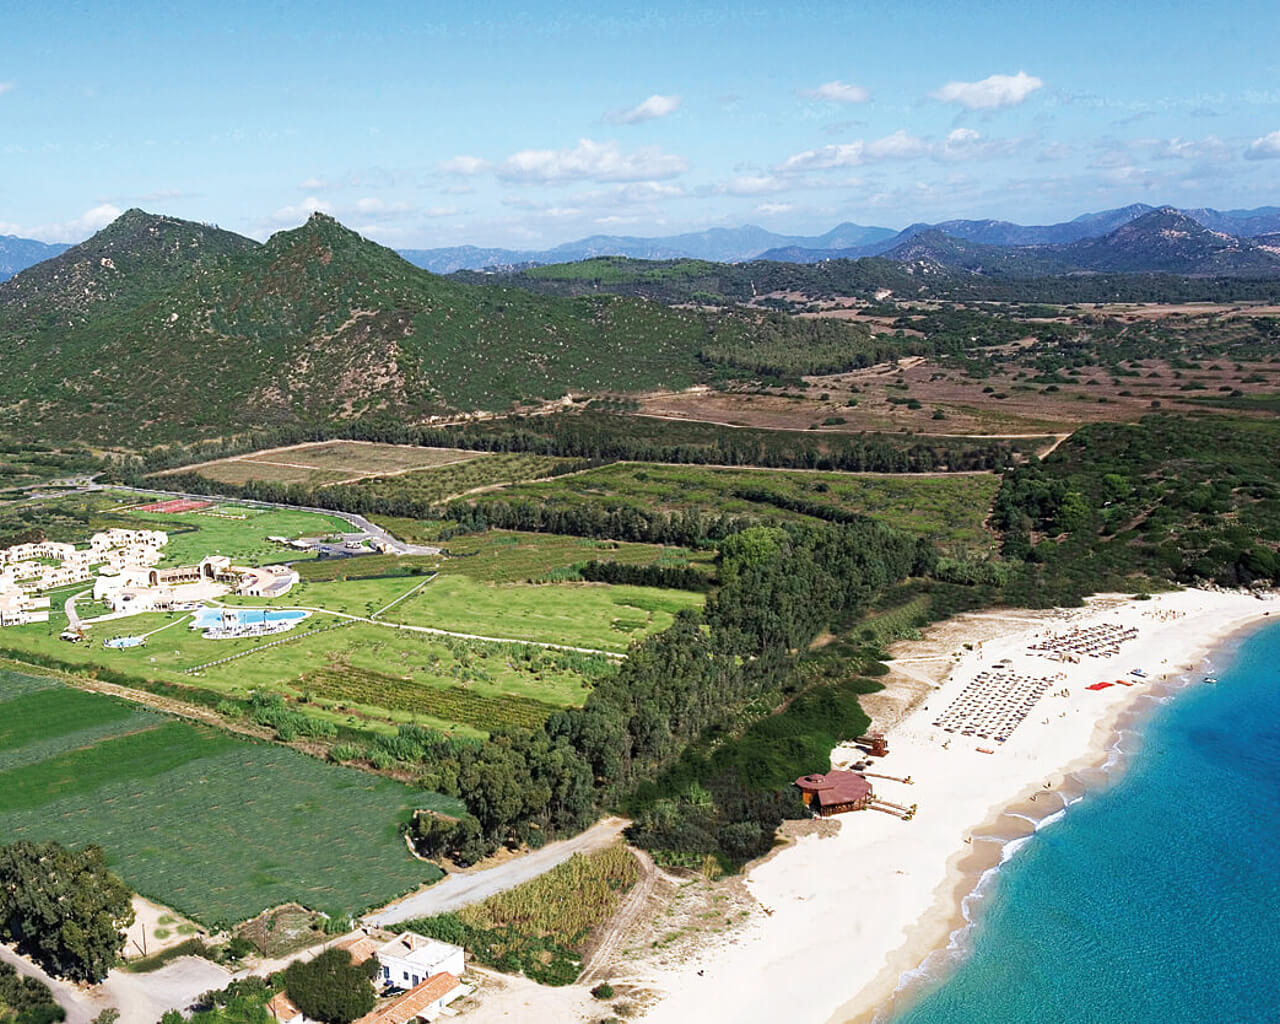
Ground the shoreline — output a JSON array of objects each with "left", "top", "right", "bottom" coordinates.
[{"left": 638, "top": 589, "right": 1277, "bottom": 1024}]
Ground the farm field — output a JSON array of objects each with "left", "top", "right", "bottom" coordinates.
[
  {"left": 432, "top": 529, "right": 717, "bottom": 582},
  {"left": 0, "top": 669, "right": 458, "bottom": 924},
  {"left": 457, "top": 464, "right": 1002, "bottom": 553},
  {"left": 319, "top": 452, "right": 583, "bottom": 506},
  {"left": 158, "top": 440, "right": 486, "bottom": 487}
]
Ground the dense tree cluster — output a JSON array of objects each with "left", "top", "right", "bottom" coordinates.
[
  {"left": 994, "top": 415, "right": 1280, "bottom": 605},
  {"left": 399, "top": 518, "right": 929, "bottom": 866},
  {"left": 0, "top": 842, "right": 134, "bottom": 982},
  {"left": 283, "top": 949, "right": 376, "bottom": 1024}
]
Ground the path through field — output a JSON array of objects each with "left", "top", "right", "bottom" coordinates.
[
  {"left": 577, "top": 847, "right": 656, "bottom": 987},
  {"left": 364, "top": 817, "right": 630, "bottom": 926}
]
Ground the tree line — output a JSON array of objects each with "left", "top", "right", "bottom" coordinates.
[{"left": 407, "top": 518, "right": 934, "bottom": 867}]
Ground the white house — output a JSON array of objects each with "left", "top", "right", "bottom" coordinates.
[
  {"left": 374, "top": 933, "right": 465, "bottom": 990},
  {"left": 354, "top": 974, "right": 467, "bottom": 1024}
]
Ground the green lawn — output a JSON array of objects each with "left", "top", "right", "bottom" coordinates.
[
  {"left": 381, "top": 574, "right": 704, "bottom": 652},
  {"left": 118, "top": 505, "right": 352, "bottom": 567},
  {"left": 0, "top": 670, "right": 457, "bottom": 924}
]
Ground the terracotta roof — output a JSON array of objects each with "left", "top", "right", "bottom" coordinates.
[
  {"left": 334, "top": 933, "right": 382, "bottom": 964},
  {"left": 794, "top": 770, "right": 872, "bottom": 806},
  {"left": 353, "top": 974, "right": 462, "bottom": 1024},
  {"left": 268, "top": 992, "right": 302, "bottom": 1021}
]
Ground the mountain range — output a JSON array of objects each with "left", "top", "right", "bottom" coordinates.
[
  {"left": 4, "top": 203, "right": 1280, "bottom": 282},
  {"left": 0, "top": 235, "right": 70, "bottom": 282},
  {"left": 0, "top": 209, "right": 806, "bottom": 446},
  {"left": 402, "top": 203, "right": 1280, "bottom": 272},
  {"left": 871, "top": 208, "right": 1280, "bottom": 277}
]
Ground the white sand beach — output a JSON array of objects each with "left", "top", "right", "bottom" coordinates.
[{"left": 638, "top": 588, "right": 1277, "bottom": 1024}]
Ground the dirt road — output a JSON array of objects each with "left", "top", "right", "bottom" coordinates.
[{"left": 364, "top": 818, "right": 630, "bottom": 926}]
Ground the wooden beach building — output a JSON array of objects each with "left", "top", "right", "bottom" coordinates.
[{"left": 794, "top": 770, "right": 874, "bottom": 816}]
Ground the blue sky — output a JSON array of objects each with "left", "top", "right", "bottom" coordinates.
[{"left": 3, "top": 0, "right": 1279, "bottom": 248}]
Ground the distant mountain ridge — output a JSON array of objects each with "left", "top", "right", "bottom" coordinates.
[
  {"left": 0, "top": 235, "right": 71, "bottom": 282},
  {"left": 874, "top": 208, "right": 1280, "bottom": 277},
  {"left": 398, "top": 222, "right": 897, "bottom": 273},
  {"left": 755, "top": 204, "right": 1280, "bottom": 264}
]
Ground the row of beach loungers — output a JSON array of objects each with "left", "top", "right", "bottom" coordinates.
[
  {"left": 932, "top": 666, "right": 1055, "bottom": 744},
  {"left": 1025, "top": 622, "right": 1139, "bottom": 661}
]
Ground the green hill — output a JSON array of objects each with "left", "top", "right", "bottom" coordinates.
[{"left": 0, "top": 211, "right": 880, "bottom": 447}]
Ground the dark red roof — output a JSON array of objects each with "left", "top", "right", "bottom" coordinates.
[{"left": 795, "top": 770, "right": 871, "bottom": 806}]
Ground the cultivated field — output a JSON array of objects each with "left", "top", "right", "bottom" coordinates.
[
  {"left": 457, "top": 464, "right": 1002, "bottom": 554},
  {"left": 159, "top": 440, "right": 485, "bottom": 487},
  {"left": 0, "top": 669, "right": 458, "bottom": 924}
]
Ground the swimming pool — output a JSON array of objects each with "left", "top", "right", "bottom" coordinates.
[
  {"left": 190, "top": 607, "right": 308, "bottom": 630},
  {"left": 103, "top": 635, "right": 146, "bottom": 649}
]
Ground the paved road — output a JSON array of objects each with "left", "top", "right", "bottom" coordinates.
[
  {"left": 363, "top": 817, "right": 630, "bottom": 926},
  {"left": 0, "top": 945, "right": 97, "bottom": 1024},
  {"left": 104, "top": 484, "right": 442, "bottom": 555}
]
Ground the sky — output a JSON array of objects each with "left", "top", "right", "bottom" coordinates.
[{"left": 3, "top": 0, "right": 1280, "bottom": 249}]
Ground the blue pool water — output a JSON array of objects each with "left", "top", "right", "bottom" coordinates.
[
  {"left": 887, "top": 620, "right": 1280, "bottom": 1024},
  {"left": 189, "top": 607, "right": 308, "bottom": 630},
  {"left": 103, "top": 635, "right": 146, "bottom": 649}
]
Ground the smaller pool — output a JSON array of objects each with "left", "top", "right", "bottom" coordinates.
[{"left": 103, "top": 636, "right": 146, "bottom": 649}]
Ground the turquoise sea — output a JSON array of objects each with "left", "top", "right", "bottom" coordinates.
[{"left": 888, "top": 619, "right": 1280, "bottom": 1024}]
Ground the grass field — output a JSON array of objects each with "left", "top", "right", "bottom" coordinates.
[
  {"left": 167, "top": 441, "right": 485, "bottom": 488},
  {"left": 433, "top": 529, "right": 716, "bottom": 583},
  {"left": 461, "top": 463, "right": 1001, "bottom": 553},
  {"left": 0, "top": 669, "right": 458, "bottom": 924},
  {"left": 116, "top": 503, "right": 352, "bottom": 567}
]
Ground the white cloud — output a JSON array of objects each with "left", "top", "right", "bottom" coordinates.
[
  {"left": 778, "top": 130, "right": 928, "bottom": 171},
  {"left": 271, "top": 196, "right": 331, "bottom": 223},
  {"left": 0, "top": 83, "right": 13, "bottom": 97},
  {"left": 606, "top": 94, "right": 682, "bottom": 124},
  {"left": 439, "top": 155, "right": 490, "bottom": 176},
  {"left": 718, "top": 174, "right": 786, "bottom": 195},
  {"left": 755, "top": 202, "right": 794, "bottom": 215},
  {"left": 937, "top": 128, "right": 1021, "bottom": 161},
  {"left": 1037, "top": 141, "right": 1076, "bottom": 162},
  {"left": 498, "top": 138, "right": 689, "bottom": 183},
  {"left": 801, "top": 80, "right": 870, "bottom": 104},
  {"left": 354, "top": 197, "right": 412, "bottom": 216},
  {"left": 423, "top": 206, "right": 458, "bottom": 218},
  {"left": 1244, "top": 130, "right": 1280, "bottom": 160},
  {"left": 931, "top": 70, "right": 1043, "bottom": 110},
  {"left": 778, "top": 142, "right": 865, "bottom": 172},
  {"left": 74, "top": 204, "right": 123, "bottom": 233},
  {"left": 299, "top": 176, "right": 330, "bottom": 190},
  {"left": 1144, "top": 135, "right": 1230, "bottom": 162},
  {"left": 865, "top": 129, "right": 930, "bottom": 160}
]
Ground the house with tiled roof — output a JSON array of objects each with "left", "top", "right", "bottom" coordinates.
[
  {"left": 352, "top": 973, "right": 468, "bottom": 1024},
  {"left": 267, "top": 991, "right": 304, "bottom": 1024}
]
